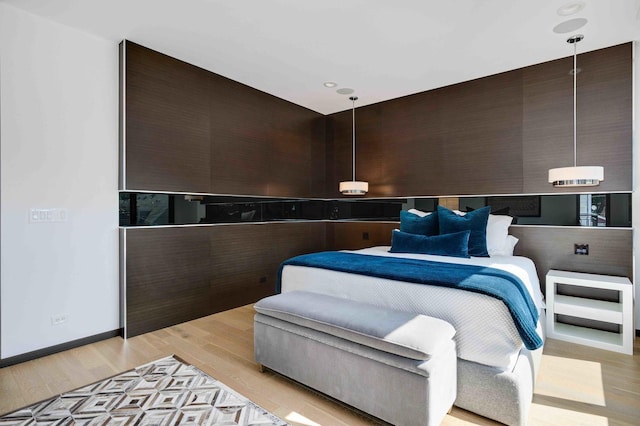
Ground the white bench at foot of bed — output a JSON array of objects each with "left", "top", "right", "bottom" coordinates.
[{"left": 254, "top": 291, "right": 457, "bottom": 426}]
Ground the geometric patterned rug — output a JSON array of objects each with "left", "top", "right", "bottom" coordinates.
[{"left": 0, "top": 355, "right": 288, "bottom": 425}]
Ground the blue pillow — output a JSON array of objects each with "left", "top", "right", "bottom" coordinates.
[
  {"left": 437, "top": 205, "right": 490, "bottom": 257},
  {"left": 400, "top": 210, "right": 438, "bottom": 236},
  {"left": 389, "top": 229, "right": 471, "bottom": 258}
]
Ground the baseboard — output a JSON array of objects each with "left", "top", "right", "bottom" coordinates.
[{"left": 0, "top": 329, "right": 121, "bottom": 368}]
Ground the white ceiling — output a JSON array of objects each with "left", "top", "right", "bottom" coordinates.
[{"left": 2, "top": 0, "right": 639, "bottom": 114}]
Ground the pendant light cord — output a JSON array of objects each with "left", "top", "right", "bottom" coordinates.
[
  {"left": 573, "top": 39, "right": 577, "bottom": 168},
  {"left": 350, "top": 96, "right": 357, "bottom": 181}
]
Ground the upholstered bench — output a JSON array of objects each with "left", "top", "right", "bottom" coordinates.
[{"left": 254, "top": 291, "right": 457, "bottom": 426}]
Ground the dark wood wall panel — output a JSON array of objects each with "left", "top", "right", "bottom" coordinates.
[
  {"left": 124, "top": 227, "right": 213, "bottom": 338},
  {"left": 328, "top": 43, "right": 632, "bottom": 198},
  {"left": 209, "top": 74, "right": 325, "bottom": 197},
  {"left": 122, "top": 41, "right": 325, "bottom": 197},
  {"left": 123, "top": 223, "right": 326, "bottom": 337},
  {"left": 207, "top": 224, "right": 275, "bottom": 313},
  {"left": 522, "top": 43, "right": 632, "bottom": 193},
  {"left": 437, "top": 71, "right": 524, "bottom": 196},
  {"left": 339, "top": 92, "right": 448, "bottom": 197},
  {"left": 328, "top": 70, "right": 524, "bottom": 197},
  {"left": 124, "top": 41, "right": 211, "bottom": 193},
  {"left": 510, "top": 226, "right": 633, "bottom": 287},
  {"left": 327, "top": 222, "right": 396, "bottom": 250}
]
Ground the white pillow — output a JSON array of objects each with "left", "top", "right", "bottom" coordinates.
[
  {"left": 490, "top": 234, "right": 519, "bottom": 257},
  {"left": 452, "top": 210, "right": 513, "bottom": 257},
  {"left": 408, "top": 208, "right": 430, "bottom": 217},
  {"left": 486, "top": 214, "right": 513, "bottom": 256}
]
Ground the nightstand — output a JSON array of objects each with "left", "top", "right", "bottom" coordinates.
[{"left": 546, "top": 269, "right": 633, "bottom": 355}]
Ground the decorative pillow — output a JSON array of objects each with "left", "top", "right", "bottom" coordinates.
[
  {"left": 400, "top": 210, "right": 438, "bottom": 236},
  {"left": 490, "top": 235, "right": 519, "bottom": 257},
  {"left": 453, "top": 209, "right": 513, "bottom": 257},
  {"left": 486, "top": 214, "right": 514, "bottom": 256},
  {"left": 438, "top": 205, "right": 490, "bottom": 257},
  {"left": 389, "top": 229, "right": 470, "bottom": 258},
  {"left": 408, "top": 208, "right": 429, "bottom": 217}
]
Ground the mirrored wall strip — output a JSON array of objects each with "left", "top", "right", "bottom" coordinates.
[
  {"left": 120, "top": 189, "right": 633, "bottom": 199},
  {"left": 119, "top": 192, "right": 631, "bottom": 228}
]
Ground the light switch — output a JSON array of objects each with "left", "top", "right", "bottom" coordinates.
[{"left": 28, "top": 208, "right": 69, "bottom": 223}]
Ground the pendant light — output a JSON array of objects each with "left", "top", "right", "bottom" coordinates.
[
  {"left": 339, "top": 96, "right": 369, "bottom": 195},
  {"left": 548, "top": 34, "right": 603, "bottom": 187}
]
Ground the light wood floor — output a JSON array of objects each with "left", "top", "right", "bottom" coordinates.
[{"left": 1, "top": 305, "right": 638, "bottom": 425}]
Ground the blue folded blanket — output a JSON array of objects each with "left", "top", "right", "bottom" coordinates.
[{"left": 278, "top": 251, "right": 542, "bottom": 350}]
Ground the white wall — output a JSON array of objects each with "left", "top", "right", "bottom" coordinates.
[{"left": 0, "top": 4, "right": 119, "bottom": 358}]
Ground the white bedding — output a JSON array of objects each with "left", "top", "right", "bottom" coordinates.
[{"left": 280, "top": 246, "right": 545, "bottom": 371}]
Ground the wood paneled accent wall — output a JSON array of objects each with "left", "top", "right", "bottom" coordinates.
[
  {"left": 122, "top": 223, "right": 326, "bottom": 338},
  {"left": 522, "top": 44, "right": 632, "bottom": 193},
  {"left": 121, "top": 41, "right": 325, "bottom": 197},
  {"left": 327, "top": 43, "right": 632, "bottom": 197},
  {"left": 509, "top": 226, "right": 633, "bottom": 285},
  {"left": 119, "top": 40, "right": 633, "bottom": 337},
  {"left": 327, "top": 222, "right": 397, "bottom": 251}
]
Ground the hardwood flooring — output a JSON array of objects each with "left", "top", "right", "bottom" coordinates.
[{"left": 0, "top": 305, "right": 638, "bottom": 425}]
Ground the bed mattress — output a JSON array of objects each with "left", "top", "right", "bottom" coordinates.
[{"left": 280, "top": 246, "right": 545, "bottom": 370}]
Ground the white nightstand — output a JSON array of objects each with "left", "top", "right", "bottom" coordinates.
[{"left": 546, "top": 269, "right": 633, "bottom": 355}]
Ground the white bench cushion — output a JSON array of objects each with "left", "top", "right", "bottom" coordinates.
[{"left": 254, "top": 291, "right": 456, "bottom": 360}]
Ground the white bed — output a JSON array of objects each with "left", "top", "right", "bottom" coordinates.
[{"left": 280, "top": 246, "right": 545, "bottom": 371}]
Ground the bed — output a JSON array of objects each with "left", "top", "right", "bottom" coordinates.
[{"left": 277, "top": 206, "right": 545, "bottom": 425}]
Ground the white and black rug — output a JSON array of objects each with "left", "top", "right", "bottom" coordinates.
[{"left": 0, "top": 355, "right": 288, "bottom": 426}]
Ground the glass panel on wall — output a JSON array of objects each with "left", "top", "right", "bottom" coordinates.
[
  {"left": 119, "top": 193, "right": 405, "bottom": 226},
  {"left": 420, "top": 194, "right": 631, "bottom": 227},
  {"left": 119, "top": 192, "right": 631, "bottom": 227}
]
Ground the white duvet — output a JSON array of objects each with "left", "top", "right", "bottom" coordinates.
[{"left": 280, "top": 246, "right": 545, "bottom": 371}]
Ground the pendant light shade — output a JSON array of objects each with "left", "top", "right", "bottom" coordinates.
[
  {"left": 339, "top": 180, "right": 369, "bottom": 195},
  {"left": 548, "top": 166, "right": 604, "bottom": 187},
  {"left": 340, "top": 96, "right": 368, "bottom": 195},
  {"left": 548, "top": 35, "right": 603, "bottom": 187}
]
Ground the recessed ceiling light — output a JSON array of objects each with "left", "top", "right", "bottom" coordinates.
[
  {"left": 336, "top": 88, "right": 354, "bottom": 95},
  {"left": 557, "top": 1, "right": 585, "bottom": 16},
  {"left": 553, "top": 18, "right": 588, "bottom": 33},
  {"left": 323, "top": 82, "right": 337, "bottom": 88}
]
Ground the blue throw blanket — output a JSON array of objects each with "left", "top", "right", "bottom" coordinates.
[{"left": 278, "top": 251, "right": 542, "bottom": 350}]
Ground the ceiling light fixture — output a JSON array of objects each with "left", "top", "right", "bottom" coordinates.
[
  {"left": 323, "top": 82, "right": 337, "bottom": 88},
  {"left": 336, "top": 88, "right": 354, "bottom": 95},
  {"left": 553, "top": 17, "right": 588, "bottom": 34},
  {"left": 548, "top": 35, "right": 603, "bottom": 187},
  {"left": 340, "top": 96, "right": 368, "bottom": 196},
  {"left": 557, "top": 1, "right": 585, "bottom": 16}
]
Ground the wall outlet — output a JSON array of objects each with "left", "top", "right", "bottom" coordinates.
[
  {"left": 51, "top": 313, "right": 69, "bottom": 325},
  {"left": 574, "top": 243, "right": 589, "bottom": 255}
]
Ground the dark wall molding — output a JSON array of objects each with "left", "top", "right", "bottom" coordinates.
[{"left": 0, "top": 330, "right": 120, "bottom": 368}]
